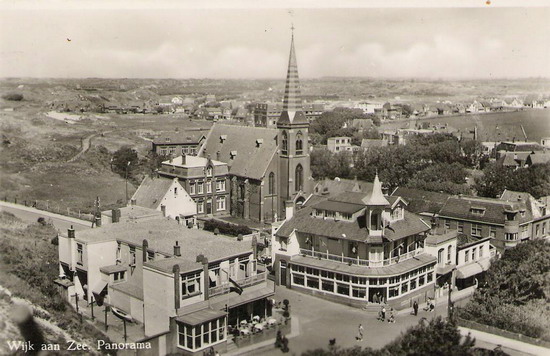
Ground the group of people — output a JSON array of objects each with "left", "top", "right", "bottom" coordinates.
[
  {"left": 377, "top": 306, "right": 395, "bottom": 323},
  {"left": 412, "top": 299, "right": 435, "bottom": 316}
]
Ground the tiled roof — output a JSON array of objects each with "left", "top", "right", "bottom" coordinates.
[
  {"left": 153, "top": 130, "right": 208, "bottom": 145},
  {"left": 425, "top": 231, "right": 458, "bottom": 245},
  {"left": 131, "top": 177, "right": 174, "bottom": 210},
  {"left": 313, "top": 178, "right": 373, "bottom": 197},
  {"left": 438, "top": 196, "right": 532, "bottom": 225},
  {"left": 290, "top": 253, "right": 436, "bottom": 277},
  {"left": 198, "top": 124, "right": 278, "bottom": 180},
  {"left": 313, "top": 200, "right": 365, "bottom": 214},
  {"left": 391, "top": 187, "right": 450, "bottom": 215},
  {"left": 163, "top": 155, "right": 226, "bottom": 168},
  {"left": 276, "top": 206, "right": 429, "bottom": 243},
  {"left": 456, "top": 234, "right": 490, "bottom": 248},
  {"left": 74, "top": 218, "right": 252, "bottom": 273},
  {"left": 527, "top": 152, "right": 550, "bottom": 165}
]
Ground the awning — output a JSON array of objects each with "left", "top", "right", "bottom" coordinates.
[
  {"left": 91, "top": 280, "right": 108, "bottom": 306},
  {"left": 210, "top": 286, "right": 274, "bottom": 311},
  {"left": 175, "top": 309, "right": 227, "bottom": 326},
  {"left": 456, "top": 259, "right": 491, "bottom": 279},
  {"left": 436, "top": 264, "right": 456, "bottom": 275}
]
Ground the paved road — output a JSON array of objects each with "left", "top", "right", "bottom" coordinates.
[
  {"left": 254, "top": 288, "right": 531, "bottom": 356},
  {"left": 0, "top": 201, "right": 91, "bottom": 232}
]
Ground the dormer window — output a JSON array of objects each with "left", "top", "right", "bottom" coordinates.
[
  {"left": 520, "top": 210, "right": 526, "bottom": 217},
  {"left": 206, "top": 166, "right": 213, "bottom": 177},
  {"left": 391, "top": 206, "right": 403, "bottom": 220},
  {"left": 470, "top": 207, "right": 485, "bottom": 216},
  {"left": 325, "top": 210, "right": 335, "bottom": 219}
]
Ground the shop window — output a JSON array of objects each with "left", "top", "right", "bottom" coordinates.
[
  {"left": 306, "top": 277, "right": 319, "bottom": 289},
  {"left": 352, "top": 287, "right": 366, "bottom": 298},
  {"left": 401, "top": 283, "right": 409, "bottom": 293},
  {"left": 321, "top": 280, "right": 334, "bottom": 292},
  {"left": 389, "top": 286, "right": 399, "bottom": 298},
  {"left": 337, "top": 284, "right": 349, "bottom": 296},
  {"left": 410, "top": 279, "right": 417, "bottom": 290},
  {"left": 293, "top": 275, "right": 304, "bottom": 286}
]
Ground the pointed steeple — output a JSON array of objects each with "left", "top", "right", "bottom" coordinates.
[
  {"left": 278, "top": 26, "right": 308, "bottom": 126},
  {"left": 365, "top": 174, "right": 390, "bottom": 206}
]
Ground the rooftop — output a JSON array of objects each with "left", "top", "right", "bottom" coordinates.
[
  {"left": 425, "top": 230, "right": 458, "bottom": 245},
  {"left": 153, "top": 129, "right": 208, "bottom": 145},
  {"left": 102, "top": 205, "right": 163, "bottom": 222},
  {"left": 73, "top": 218, "right": 252, "bottom": 273},
  {"left": 130, "top": 177, "right": 174, "bottom": 210},
  {"left": 391, "top": 187, "right": 450, "bottom": 215},
  {"left": 162, "top": 155, "right": 226, "bottom": 168}
]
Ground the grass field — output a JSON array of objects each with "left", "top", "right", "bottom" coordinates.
[{"left": 380, "top": 109, "right": 550, "bottom": 142}]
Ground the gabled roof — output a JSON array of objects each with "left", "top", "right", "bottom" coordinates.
[
  {"left": 198, "top": 124, "right": 278, "bottom": 180},
  {"left": 438, "top": 196, "right": 532, "bottom": 225},
  {"left": 391, "top": 187, "right": 451, "bottom": 215},
  {"left": 527, "top": 152, "right": 550, "bottom": 165},
  {"left": 131, "top": 177, "right": 174, "bottom": 210}
]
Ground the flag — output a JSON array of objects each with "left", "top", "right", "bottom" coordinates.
[{"left": 228, "top": 277, "right": 243, "bottom": 295}]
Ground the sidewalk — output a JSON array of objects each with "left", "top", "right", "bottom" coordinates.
[{"left": 459, "top": 327, "right": 550, "bottom": 356}]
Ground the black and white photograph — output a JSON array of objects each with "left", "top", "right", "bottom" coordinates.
[{"left": 1, "top": 1, "right": 549, "bottom": 355}]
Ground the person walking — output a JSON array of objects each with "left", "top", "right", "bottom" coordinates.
[
  {"left": 356, "top": 324, "right": 364, "bottom": 341},
  {"left": 413, "top": 300, "right": 419, "bottom": 316},
  {"left": 381, "top": 306, "right": 386, "bottom": 321},
  {"left": 388, "top": 308, "right": 395, "bottom": 323}
]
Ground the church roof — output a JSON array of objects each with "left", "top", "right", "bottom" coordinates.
[
  {"left": 277, "top": 30, "right": 308, "bottom": 126},
  {"left": 198, "top": 124, "right": 278, "bottom": 180}
]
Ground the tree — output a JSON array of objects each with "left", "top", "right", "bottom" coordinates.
[
  {"left": 460, "top": 139, "right": 484, "bottom": 168},
  {"left": 474, "top": 162, "right": 514, "bottom": 198},
  {"left": 112, "top": 146, "right": 139, "bottom": 178}
]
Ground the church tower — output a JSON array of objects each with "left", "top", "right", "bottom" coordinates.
[{"left": 278, "top": 27, "right": 311, "bottom": 215}]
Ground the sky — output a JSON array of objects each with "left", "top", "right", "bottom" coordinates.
[{"left": 1, "top": 4, "right": 549, "bottom": 79}]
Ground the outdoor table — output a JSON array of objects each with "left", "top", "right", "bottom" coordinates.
[
  {"left": 254, "top": 323, "right": 264, "bottom": 331},
  {"left": 240, "top": 320, "right": 248, "bottom": 326},
  {"left": 267, "top": 318, "right": 277, "bottom": 325},
  {"left": 240, "top": 328, "right": 251, "bottom": 335}
]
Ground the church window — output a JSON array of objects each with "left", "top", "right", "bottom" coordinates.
[
  {"left": 295, "top": 164, "right": 303, "bottom": 191},
  {"left": 296, "top": 132, "right": 303, "bottom": 155},
  {"left": 268, "top": 172, "right": 275, "bottom": 195},
  {"left": 282, "top": 131, "right": 288, "bottom": 155}
]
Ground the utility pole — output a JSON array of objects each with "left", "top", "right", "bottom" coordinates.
[{"left": 125, "top": 161, "right": 131, "bottom": 203}]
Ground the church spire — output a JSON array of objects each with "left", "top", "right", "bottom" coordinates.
[
  {"left": 278, "top": 25, "right": 308, "bottom": 126},
  {"left": 365, "top": 174, "right": 390, "bottom": 206}
]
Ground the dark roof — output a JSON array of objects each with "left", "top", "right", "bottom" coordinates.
[
  {"left": 527, "top": 152, "right": 550, "bottom": 165},
  {"left": 314, "top": 178, "right": 373, "bottom": 197},
  {"left": 313, "top": 200, "right": 365, "bottom": 214},
  {"left": 131, "top": 177, "right": 174, "bottom": 210},
  {"left": 391, "top": 187, "right": 450, "bottom": 215},
  {"left": 153, "top": 130, "right": 208, "bottom": 145},
  {"left": 175, "top": 308, "right": 227, "bottom": 326},
  {"left": 438, "top": 196, "right": 532, "bottom": 226},
  {"left": 199, "top": 124, "right": 278, "bottom": 180},
  {"left": 290, "top": 253, "right": 436, "bottom": 277},
  {"left": 457, "top": 234, "right": 491, "bottom": 248},
  {"left": 276, "top": 206, "right": 430, "bottom": 243}
]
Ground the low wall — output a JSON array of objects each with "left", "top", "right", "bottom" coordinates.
[{"left": 456, "top": 317, "right": 550, "bottom": 349}]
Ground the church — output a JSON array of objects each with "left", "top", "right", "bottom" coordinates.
[{"left": 197, "top": 30, "right": 312, "bottom": 222}]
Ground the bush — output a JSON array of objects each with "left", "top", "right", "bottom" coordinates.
[
  {"left": 203, "top": 219, "right": 252, "bottom": 237},
  {"left": 2, "top": 93, "right": 24, "bottom": 101}
]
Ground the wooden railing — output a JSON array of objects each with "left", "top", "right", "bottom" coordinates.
[{"left": 299, "top": 248, "right": 425, "bottom": 268}]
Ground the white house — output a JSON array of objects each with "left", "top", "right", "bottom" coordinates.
[{"left": 130, "top": 177, "right": 196, "bottom": 226}]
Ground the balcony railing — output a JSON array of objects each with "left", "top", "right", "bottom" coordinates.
[
  {"left": 208, "top": 271, "right": 267, "bottom": 297},
  {"left": 299, "top": 248, "right": 425, "bottom": 268}
]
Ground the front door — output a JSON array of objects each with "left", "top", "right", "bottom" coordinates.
[
  {"left": 206, "top": 199, "right": 212, "bottom": 214},
  {"left": 280, "top": 260, "right": 287, "bottom": 286}
]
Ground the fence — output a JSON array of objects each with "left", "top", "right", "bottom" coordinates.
[
  {"left": 456, "top": 317, "right": 550, "bottom": 349},
  {"left": 2, "top": 196, "right": 95, "bottom": 222}
]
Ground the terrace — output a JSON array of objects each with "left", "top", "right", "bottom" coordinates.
[{"left": 299, "top": 247, "right": 425, "bottom": 268}]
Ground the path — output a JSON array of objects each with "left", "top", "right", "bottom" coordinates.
[
  {"left": 459, "top": 327, "right": 549, "bottom": 356},
  {"left": 0, "top": 201, "right": 91, "bottom": 231},
  {"left": 68, "top": 133, "right": 98, "bottom": 162}
]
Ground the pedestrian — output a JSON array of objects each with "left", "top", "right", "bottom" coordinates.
[
  {"left": 356, "top": 323, "right": 364, "bottom": 341},
  {"left": 376, "top": 292, "right": 382, "bottom": 304},
  {"left": 413, "top": 300, "right": 419, "bottom": 316},
  {"left": 388, "top": 308, "right": 395, "bottom": 323},
  {"left": 381, "top": 306, "right": 386, "bottom": 321}
]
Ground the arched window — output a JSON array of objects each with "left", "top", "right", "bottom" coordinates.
[
  {"left": 438, "top": 248, "right": 444, "bottom": 264},
  {"left": 447, "top": 245, "right": 452, "bottom": 263},
  {"left": 281, "top": 131, "right": 288, "bottom": 155},
  {"left": 370, "top": 211, "right": 379, "bottom": 230},
  {"left": 295, "top": 164, "right": 303, "bottom": 191},
  {"left": 296, "top": 132, "right": 303, "bottom": 155},
  {"left": 268, "top": 172, "right": 275, "bottom": 195}
]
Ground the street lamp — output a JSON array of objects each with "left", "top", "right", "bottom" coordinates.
[{"left": 125, "top": 161, "right": 131, "bottom": 204}]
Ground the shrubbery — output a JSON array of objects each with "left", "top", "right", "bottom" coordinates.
[
  {"left": 457, "top": 239, "right": 550, "bottom": 341},
  {"left": 203, "top": 219, "right": 252, "bottom": 237},
  {"left": 2, "top": 93, "right": 24, "bottom": 101}
]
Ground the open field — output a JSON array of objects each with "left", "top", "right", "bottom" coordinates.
[{"left": 380, "top": 109, "right": 550, "bottom": 142}]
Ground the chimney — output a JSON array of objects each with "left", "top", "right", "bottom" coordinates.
[
  {"left": 173, "top": 264, "right": 181, "bottom": 310},
  {"left": 95, "top": 215, "right": 102, "bottom": 227},
  {"left": 285, "top": 200, "right": 295, "bottom": 220},
  {"left": 112, "top": 208, "right": 120, "bottom": 223},
  {"left": 216, "top": 151, "right": 221, "bottom": 161},
  {"left": 173, "top": 241, "right": 181, "bottom": 257},
  {"left": 181, "top": 153, "right": 186, "bottom": 165},
  {"left": 68, "top": 225, "right": 75, "bottom": 239},
  {"left": 161, "top": 205, "right": 166, "bottom": 217},
  {"left": 252, "top": 235, "right": 258, "bottom": 260},
  {"left": 202, "top": 257, "right": 209, "bottom": 301},
  {"left": 142, "top": 239, "right": 148, "bottom": 262}
]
